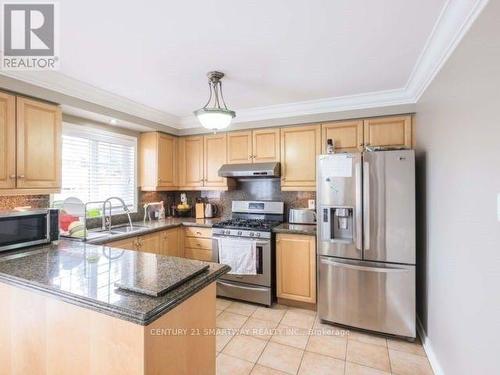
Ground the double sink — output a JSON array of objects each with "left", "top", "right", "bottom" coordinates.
[{"left": 85, "top": 224, "right": 148, "bottom": 241}]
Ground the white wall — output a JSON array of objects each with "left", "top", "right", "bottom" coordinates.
[{"left": 415, "top": 1, "right": 500, "bottom": 374}]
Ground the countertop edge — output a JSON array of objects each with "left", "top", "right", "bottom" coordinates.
[{"left": 0, "top": 263, "right": 231, "bottom": 326}]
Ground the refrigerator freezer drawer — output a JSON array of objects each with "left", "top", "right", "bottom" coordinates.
[{"left": 318, "top": 257, "right": 415, "bottom": 338}]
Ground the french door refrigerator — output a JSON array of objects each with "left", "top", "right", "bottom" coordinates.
[{"left": 317, "top": 150, "right": 416, "bottom": 338}]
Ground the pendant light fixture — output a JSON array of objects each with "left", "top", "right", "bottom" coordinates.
[{"left": 194, "top": 71, "right": 236, "bottom": 131}]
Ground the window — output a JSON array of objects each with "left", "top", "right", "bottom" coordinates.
[{"left": 53, "top": 124, "right": 137, "bottom": 212}]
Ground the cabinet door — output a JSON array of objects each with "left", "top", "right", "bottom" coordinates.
[
  {"left": 161, "top": 228, "right": 182, "bottom": 257},
  {"left": 178, "top": 136, "right": 204, "bottom": 187},
  {"left": 322, "top": 120, "right": 363, "bottom": 153},
  {"left": 157, "top": 133, "right": 177, "bottom": 187},
  {"left": 0, "top": 92, "right": 16, "bottom": 189},
  {"left": 253, "top": 128, "right": 280, "bottom": 163},
  {"left": 138, "top": 232, "right": 161, "bottom": 254},
  {"left": 106, "top": 237, "right": 138, "bottom": 251},
  {"left": 363, "top": 115, "right": 412, "bottom": 149},
  {"left": 276, "top": 234, "right": 316, "bottom": 303},
  {"left": 204, "top": 133, "right": 227, "bottom": 187},
  {"left": 16, "top": 97, "right": 61, "bottom": 189},
  {"left": 227, "top": 131, "right": 252, "bottom": 164},
  {"left": 280, "top": 125, "right": 320, "bottom": 190}
]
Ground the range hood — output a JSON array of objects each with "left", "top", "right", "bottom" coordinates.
[{"left": 218, "top": 162, "right": 281, "bottom": 178}]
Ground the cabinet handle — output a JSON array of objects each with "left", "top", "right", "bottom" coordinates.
[
  {"left": 9, "top": 174, "right": 16, "bottom": 179},
  {"left": 18, "top": 175, "right": 25, "bottom": 178},
  {"left": 199, "top": 179, "right": 204, "bottom": 182}
]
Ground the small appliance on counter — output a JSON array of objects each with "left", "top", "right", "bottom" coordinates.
[
  {"left": 204, "top": 203, "right": 218, "bottom": 218},
  {"left": 143, "top": 201, "right": 165, "bottom": 221},
  {"left": 0, "top": 209, "right": 59, "bottom": 253},
  {"left": 289, "top": 208, "right": 316, "bottom": 224}
]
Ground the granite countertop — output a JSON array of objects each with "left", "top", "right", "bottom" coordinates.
[
  {"left": 85, "top": 217, "right": 222, "bottom": 245},
  {"left": 0, "top": 240, "right": 229, "bottom": 325},
  {"left": 273, "top": 223, "right": 317, "bottom": 236}
]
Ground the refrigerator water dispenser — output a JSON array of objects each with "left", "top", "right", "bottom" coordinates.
[{"left": 321, "top": 207, "right": 354, "bottom": 241}]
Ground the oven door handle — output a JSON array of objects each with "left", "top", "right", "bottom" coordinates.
[
  {"left": 217, "top": 280, "right": 270, "bottom": 292},
  {"left": 213, "top": 236, "right": 269, "bottom": 246}
]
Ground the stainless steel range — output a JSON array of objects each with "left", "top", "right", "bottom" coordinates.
[{"left": 212, "top": 201, "right": 284, "bottom": 306}]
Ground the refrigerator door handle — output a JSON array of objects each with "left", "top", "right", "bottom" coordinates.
[
  {"left": 363, "top": 161, "right": 370, "bottom": 250},
  {"left": 319, "top": 258, "right": 407, "bottom": 273},
  {"left": 355, "top": 162, "right": 362, "bottom": 250}
]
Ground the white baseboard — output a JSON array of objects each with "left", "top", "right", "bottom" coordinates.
[{"left": 417, "top": 317, "right": 445, "bottom": 375}]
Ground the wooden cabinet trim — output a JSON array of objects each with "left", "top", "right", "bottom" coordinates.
[{"left": 0, "top": 92, "right": 16, "bottom": 189}]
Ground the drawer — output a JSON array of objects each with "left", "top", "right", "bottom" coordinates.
[
  {"left": 184, "top": 247, "right": 213, "bottom": 262},
  {"left": 184, "top": 237, "right": 212, "bottom": 250},
  {"left": 184, "top": 227, "right": 212, "bottom": 238}
]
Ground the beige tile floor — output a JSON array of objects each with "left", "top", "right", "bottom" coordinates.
[{"left": 215, "top": 298, "right": 434, "bottom": 375}]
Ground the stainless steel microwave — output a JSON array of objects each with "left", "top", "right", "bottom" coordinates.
[{"left": 0, "top": 209, "right": 59, "bottom": 252}]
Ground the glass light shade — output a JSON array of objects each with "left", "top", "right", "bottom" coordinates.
[{"left": 194, "top": 108, "right": 236, "bottom": 130}]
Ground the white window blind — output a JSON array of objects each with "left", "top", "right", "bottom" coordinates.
[{"left": 53, "top": 124, "right": 137, "bottom": 211}]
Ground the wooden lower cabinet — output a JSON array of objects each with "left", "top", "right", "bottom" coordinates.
[
  {"left": 160, "top": 228, "right": 182, "bottom": 257},
  {"left": 276, "top": 233, "right": 316, "bottom": 303},
  {"left": 105, "top": 227, "right": 211, "bottom": 261},
  {"left": 0, "top": 281, "right": 216, "bottom": 374},
  {"left": 106, "top": 236, "right": 138, "bottom": 251},
  {"left": 183, "top": 227, "right": 213, "bottom": 261}
]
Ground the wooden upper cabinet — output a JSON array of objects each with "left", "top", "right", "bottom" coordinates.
[
  {"left": 0, "top": 92, "right": 16, "bottom": 189},
  {"left": 157, "top": 133, "right": 177, "bottom": 187},
  {"left": 178, "top": 136, "right": 204, "bottom": 188},
  {"left": 227, "top": 131, "right": 252, "bottom": 164},
  {"left": 253, "top": 128, "right": 280, "bottom": 163},
  {"left": 204, "top": 133, "right": 227, "bottom": 187},
  {"left": 276, "top": 233, "right": 316, "bottom": 304},
  {"left": 280, "top": 125, "right": 321, "bottom": 190},
  {"left": 363, "top": 115, "right": 412, "bottom": 149},
  {"left": 16, "top": 97, "right": 61, "bottom": 189},
  {"left": 322, "top": 120, "right": 363, "bottom": 153},
  {"left": 139, "top": 132, "right": 177, "bottom": 191}
]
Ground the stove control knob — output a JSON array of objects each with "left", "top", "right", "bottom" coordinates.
[
  {"left": 256, "top": 232, "right": 261, "bottom": 238},
  {"left": 249, "top": 232, "right": 255, "bottom": 237},
  {"left": 225, "top": 230, "right": 231, "bottom": 235},
  {"left": 237, "top": 231, "right": 242, "bottom": 236}
]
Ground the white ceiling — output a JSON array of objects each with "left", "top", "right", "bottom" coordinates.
[{"left": 0, "top": 0, "right": 489, "bottom": 131}]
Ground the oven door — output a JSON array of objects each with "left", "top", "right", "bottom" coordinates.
[
  {"left": 212, "top": 236, "right": 271, "bottom": 287},
  {"left": 0, "top": 212, "right": 50, "bottom": 252}
]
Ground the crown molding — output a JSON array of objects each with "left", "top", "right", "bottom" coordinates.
[
  {"left": 0, "top": 0, "right": 488, "bottom": 130},
  {"left": 0, "top": 70, "right": 180, "bottom": 128},
  {"left": 405, "top": 0, "right": 490, "bottom": 101},
  {"left": 180, "top": 88, "right": 413, "bottom": 128}
]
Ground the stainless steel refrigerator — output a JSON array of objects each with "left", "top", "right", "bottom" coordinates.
[{"left": 317, "top": 150, "right": 415, "bottom": 338}]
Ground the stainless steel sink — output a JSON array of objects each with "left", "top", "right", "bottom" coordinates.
[{"left": 107, "top": 224, "right": 147, "bottom": 234}]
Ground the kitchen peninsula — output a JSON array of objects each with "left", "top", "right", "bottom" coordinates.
[{"left": 0, "top": 240, "right": 229, "bottom": 375}]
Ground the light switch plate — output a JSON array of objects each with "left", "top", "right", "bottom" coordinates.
[{"left": 497, "top": 193, "right": 500, "bottom": 222}]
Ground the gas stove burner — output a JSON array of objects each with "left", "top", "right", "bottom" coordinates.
[{"left": 214, "top": 218, "right": 281, "bottom": 232}]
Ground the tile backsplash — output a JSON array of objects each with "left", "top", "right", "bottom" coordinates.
[
  {"left": 0, "top": 180, "right": 314, "bottom": 223},
  {"left": 144, "top": 179, "right": 315, "bottom": 220},
  {"left": 0, "top": 195, "right": 50, "bottom": 210}
]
